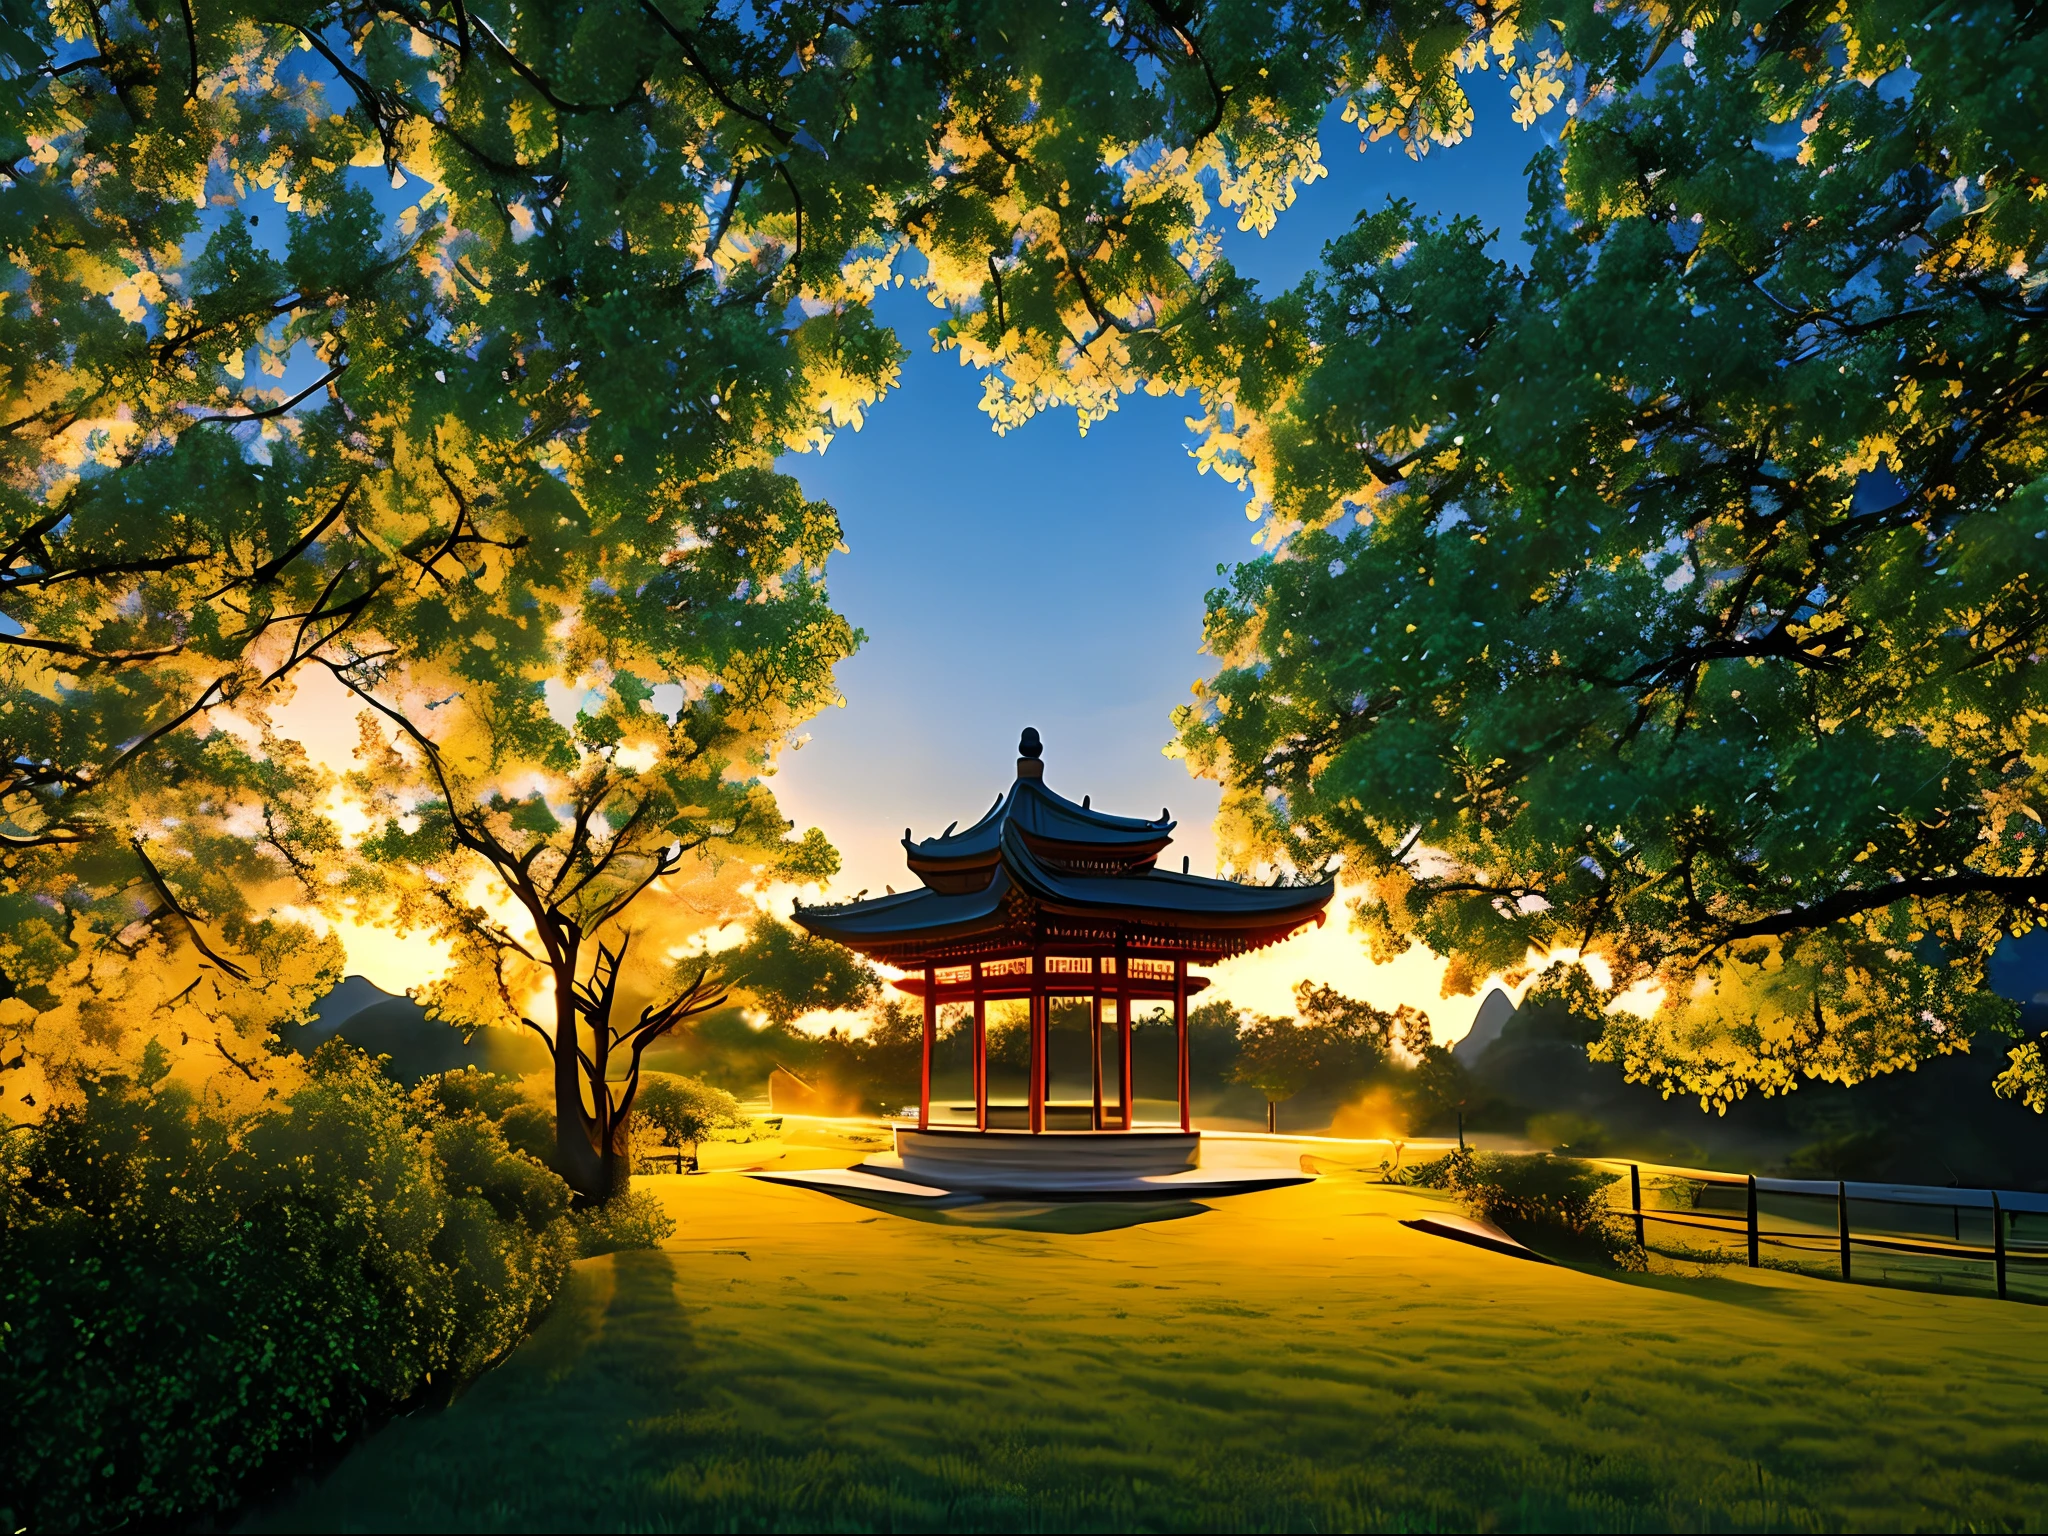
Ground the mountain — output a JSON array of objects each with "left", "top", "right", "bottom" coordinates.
[
  {"left": 288, "top": 977, "right": 550, "bottom": 1084},
  {"left": 1452, "top": 988, "right": 1517, "bottom": 1065}
]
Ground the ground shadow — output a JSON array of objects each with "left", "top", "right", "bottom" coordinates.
[
  {"left": 804, "top": 1188, "right": 1215, "bottom": 1233},
  {"left": 1566, "top": 1260, "right": 1810, "bottom": 1313},
  {"left": 241, "top": 1249, "right": 703, "bottom": 1532}
]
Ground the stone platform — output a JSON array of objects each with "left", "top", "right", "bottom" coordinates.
[{"left": 750, "top": 1126, "right": 1312, "bottom": 1201}]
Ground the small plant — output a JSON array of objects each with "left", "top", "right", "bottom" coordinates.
[
  {"left": 1398, "top": 1148, "right": 1471, "bottom": 1188},
  {"left": 1375, "top": 1139, "right": 1410, "bottom": 1182},
  {"left": 573, "top": 1189, "right": 678, "bottom": 1257},
  {"left": 1425, "top": 1151, "right": 1644, "bottom": 1268}
]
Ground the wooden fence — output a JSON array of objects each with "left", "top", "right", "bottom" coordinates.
[{"left": 1592, "top": 1161, "right": 2048, "bottom": 1302}]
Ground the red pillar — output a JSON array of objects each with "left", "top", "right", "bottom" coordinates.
[
  {"left": 1118, "top": 945, "right": 1133, "bottom": 1130},
  {"left": 1175, "top": 957, "right": 1190, "bottom": 1134},
  {"left": 1029, "top": 950, "right": 1045, "bottom": 1134},
  {"left": 919, "top": 962, "right": 934, "bottom": 1131},
  {"left": 973, "top": 967, "right": 987, "bottom": 1132},
  {"left": 1090, "top": 958, "right": 1104, "bottom": 1131}
]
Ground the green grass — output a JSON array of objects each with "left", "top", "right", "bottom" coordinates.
[{"left": 245, "top": 1162, "right": 2048, "bottom": 1533}]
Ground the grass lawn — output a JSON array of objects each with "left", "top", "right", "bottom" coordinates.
[{"left": 246, "top": 1152, "right": 2048, "bottom": 1533}]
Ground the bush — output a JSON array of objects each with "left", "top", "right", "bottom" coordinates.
[
  {"left": 412, "top": 1065, "right": 556, "bottom": 1166},
  {"left": 0, "top": 1042, "right": 572, "bottom": 1533},
  {"left": 1398, "top": 1150, "right": 1466, "bottom": 1188},
  {"left": 1412, "top": 1149, "right": 1643, "bottom": 1268},
  {"left": 572, "top": 1187, "right": 677, "bottom": 1257}
]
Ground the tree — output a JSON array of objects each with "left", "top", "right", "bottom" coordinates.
[
  {"left": 718, "top": 914, "right": 879, "bottom": 1027},
  {"left": 333, "top": 468, "right": 851, "bottom": 1199},
  {"left": 0, "top": 0, "right": 1543, "bottom": 1155},
  {"left": 1293, "top": 977, "right": 1431, "bottom": 1066},
  {"left": 1231, "top": 1013, "right": 1321, "bottom": 1132},
  {"left": 1176, "top": 0, "right": 2048, "bottom": 1110},
  {"left": 633, "top": 1071, "right": 746, "bottom": 1170}
]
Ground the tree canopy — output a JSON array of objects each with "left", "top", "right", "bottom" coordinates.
[
  {"left": 632, "top": 1070, "right": 746, "bottom": 1160},
  {"left": 714, "top": 912, "right": 880, "bottom": 1026},
  {"left": 2, "top": 0, "right": 1553, "bottom": 1174},
  {"left": 1175, "top": 0, "right": 2048, "bottom": 1108}
]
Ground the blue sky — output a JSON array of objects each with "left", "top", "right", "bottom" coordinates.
[{"left": 772, "top": 72, "right": 1550, "bottom": 908}]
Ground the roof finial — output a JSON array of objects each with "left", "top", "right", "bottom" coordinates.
[{"left": 1017, "top": 726, "right": 1044, "bottom": 780}]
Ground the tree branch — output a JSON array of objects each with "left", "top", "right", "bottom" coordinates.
[
  {"left": 1698, "top": 872, "right": 2048, "bottom": 956},
  {"left": 132, "top": 835, "right": 252, "bottom": 982},
  {"left": 189, "top": 362, "right": 347, "bottom": 426},
  {"left": 244, "top": 480, "right": 360, "bottom": 589}
]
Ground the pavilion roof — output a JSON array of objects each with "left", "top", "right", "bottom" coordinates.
[
  {"left": 794, "top": 738, "right": 1333, "bottom": 966},
  {"left": 902, "top": 773, "right": 1174, "bottom": 868}
]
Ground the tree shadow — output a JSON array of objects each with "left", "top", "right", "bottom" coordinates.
[{"left": 241, "top": 1249, "right": 704, "bottom": 1532}]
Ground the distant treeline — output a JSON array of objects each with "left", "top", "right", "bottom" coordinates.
[{"left": 300, "top": 918, "right": 2048, "bottom": 1190}]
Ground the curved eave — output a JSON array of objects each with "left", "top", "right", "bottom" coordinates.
[
  {"left": 999, "top": 822, "right": 1334, "bottom": 931},
  {"left": 794, "top": 825, "right": 1334, "bottom": 965},
  {"left": 1008, "top": 778, "right": 1173, "bottom": 846},
  {"left": 792, "top": 869, "right": 1012, "bottom": 949},
  {"left": 905, "top": 776, "right": 1175, "bottom": 868},
  {"left": 903, "top": 790, "right": 1008, "bottom": 863}
]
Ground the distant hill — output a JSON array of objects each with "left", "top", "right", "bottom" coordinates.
[{"left": 289, "top": 977, "right": 550, "bottom": 1084}]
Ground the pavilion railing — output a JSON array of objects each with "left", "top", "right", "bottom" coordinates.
[{"left": 1593, "top": 1160, "right": 2048, "bottom": 1303}]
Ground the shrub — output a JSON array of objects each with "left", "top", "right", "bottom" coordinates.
[
  {"left": 572, "top": 1187, "right": 677, "bottom": 1257},
  {"left": 412, "top": 1066, "right": 556, "bottom": 1166},
  {"left": 0, "top": 1042, "right": 572, "bottom": 1533},
  {"left": 1399, "top": 1149, "right": 1467, "bottom": 1189},
  {"left": 1410, "top": 1149, "right": 1643, "bottom": 1268}
]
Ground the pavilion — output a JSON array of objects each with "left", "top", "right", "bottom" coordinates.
[{"left": 791, "top": 730, "right": 1335, "bottom": 1191}]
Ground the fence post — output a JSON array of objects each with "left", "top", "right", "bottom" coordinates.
[
  {"left": 1837, "top": 1180, "right": 1851, "bottom": 1282},
  {"left": 1747, "top": 1175, "right": 1759, "bottom": 1268},
  {"left": 1994, "top": 1191, "right": 2008, "bottom": 1301},
  {"left": 1631, "top": 1163, "right": 1645, "bottom": 1248}
]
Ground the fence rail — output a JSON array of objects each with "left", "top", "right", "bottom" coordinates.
[{"left": 1591, "top": 1161, "right": 2048, "bottom": 1302}]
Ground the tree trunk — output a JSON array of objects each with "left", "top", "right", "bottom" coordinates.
[
  {"left": 552, "top": 966, "right": 610, "bottom": 1204},
  {"left": 1267, "top": 1100, "right": 1278, "bottom": 1134},
  {"left": 601, "top": 1107, "right": 634, "bottom": 1199},
  {"left": 542, "top": 930, "right": 721, "bottom": 1205}
]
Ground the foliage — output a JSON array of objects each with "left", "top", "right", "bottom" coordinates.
[
  {"left": 1229, "top": 980, "right": 1462, "bottom": 1129},
  {"left": 570, "top": 1188, "right": 677, "bottom": 1259},
  {"left": 634, "top": 1070, "right": 747, "bottom": 1161},
  {"left": 718, "top": 915, "right": 879, "bottom": 1026},
  {"left": 1994, "top": 1035, "right": 2048, "bottom": 1114},
  {"left": 0, "top": 1041, "right": 570, "bottom": 1533},
  {"left": 644, "top": 1005, "right": 817, "bottom": 1094},
  {"left": 0, "top": 0, "right": 1577, "bottom": 1180},
  {"left": 818, "top": 998, "right": 925, "bottom": 1114},
  {"left": 1176, "top": 0, "right": 2048, "bottom": 1110},
  {"left": 405, "top": 1064, "right": 556, "bottom": 1163},
  {"left": 1515, "top": 964, "right": 1609, "bottom": 1047},
  {"left": 1399, "top": 1150, "right": 1465, "bottom": 1189},
  {"left": 1441, "top": 1149, "right": 1640, "bottom": 1267},
  {"left": 1230, "top": 1013, "right": 1322, "bottom": 1105}
]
